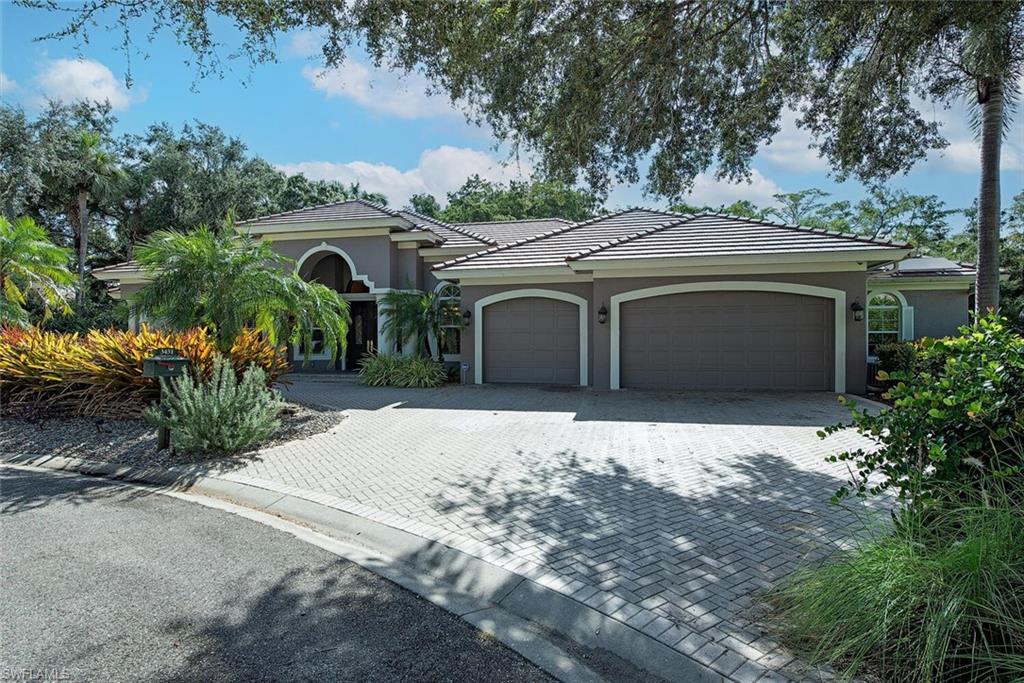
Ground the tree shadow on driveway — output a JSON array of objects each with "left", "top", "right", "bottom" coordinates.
[{"left": 419, "top": 449, "right": 890, "bottom": 669}]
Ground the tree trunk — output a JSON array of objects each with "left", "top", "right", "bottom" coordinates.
[
  {"left": 975, "top": 76, "right": 1003, "bottom": 315},
  {"left": 77, "top": 187, "right": 89, "bottom": 302}
]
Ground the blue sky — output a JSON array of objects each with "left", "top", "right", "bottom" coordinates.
[{"left": 2, "top": 3, "right": 1021, "bottom": 221}]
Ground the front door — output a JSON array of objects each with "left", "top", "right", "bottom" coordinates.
[{"left": 346, "top": 300, "right": 378, "bottom": 368}]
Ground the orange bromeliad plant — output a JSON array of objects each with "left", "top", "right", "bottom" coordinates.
[{"left": 0, "top": 325, "right": 289, "bottom": 417}]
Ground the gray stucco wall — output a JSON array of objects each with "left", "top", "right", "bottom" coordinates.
[
  {"left": 460, "top": 271, "right": 869, "bottom": 394},
  {"left": 901, "top": 289, "right": 970, "bottom": 339}
]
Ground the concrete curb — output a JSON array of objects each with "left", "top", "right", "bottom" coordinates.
[{"left": 3, "top": 453, "right": 724, "bottom": 683}]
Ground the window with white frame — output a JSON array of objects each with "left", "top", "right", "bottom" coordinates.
[
  {"left": 436, "top": 282, "right": 462, "bottom": 358},
  {"left": 867, "top": 292, "right": 901, "bottom": 356}
]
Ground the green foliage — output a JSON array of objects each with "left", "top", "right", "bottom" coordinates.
[
  {"left": 0, "top": 325, "right": 289, "bottom": 418},
  {"left": 357, "top": 353, "right": 446, "bottom": 388},
  {"left": 821, "top": 315, "right": 1024, "bottom": 504},
  {"left": 766, "top": 479, "right": 1024, "bottom": 683},
  {"left": 144, "top": 355, "right": 284, "bottom": 453},
  {"left": 133, "top": 217, "right": 349, "bottom": 356},
  {"left": 416, "top": 176, "right": 600, "bottom": 223},
  {"left": 874, "top": 340, "right": 918, "bottom": 377},
  {"left": 0, "top": 102, "right": 388, "bottom": 257},
  {"left": 379, "top": 288, "right": 458, "bottom": 360},
  {"left": 0, "top": 216, "right": 75, "bottom": 326}
]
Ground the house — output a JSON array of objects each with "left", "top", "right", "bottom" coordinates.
[{"left": 93, "top": 199, "right": 977, "bottom": 394}]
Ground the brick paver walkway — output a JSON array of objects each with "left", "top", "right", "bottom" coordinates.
[{"left": 233, "top": 378, "right": 880, "bottom": 682}]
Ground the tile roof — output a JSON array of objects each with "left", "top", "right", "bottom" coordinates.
[
  {"left": 569, "top": 213, "right": 909, "bottom": 262},
  {"left": 397, "top": 210, "right": 495, "bottom": 248},
  {"left": 453, "top": 218, "right": 573, "bottom": 245},
  {"left": 236, "top": 199, "right": 408, "bottom": 228},
  {"left": 435, "top": 209, "right": 910, "bottom": 272}
]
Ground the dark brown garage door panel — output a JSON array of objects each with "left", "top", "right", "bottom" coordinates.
[
  {"left": 483, "top": 297, "right": 580, "bottom": 384},
  {"left": 620, "top": 291, "right": 833, "bottom": 390}
]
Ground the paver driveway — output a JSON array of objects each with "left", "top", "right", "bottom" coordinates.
[{"left": 232, "top": 378, "right": 879, "bottom": 681}]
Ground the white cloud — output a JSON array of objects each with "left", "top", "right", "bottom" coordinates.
[
  {"left": 684, "top": 168, "right": 783, "bottom": 208},
  {"left": 277, "top": 145, "right": 530, "bottom": 206},
  {"left": 34, "top": 58, "right": 141, "bottom": 110},
  {"left": 285, "top": 30, "right": 322, "bottom": 59},
  {"left": 0, "top": 72, "right": 17, "bottom": 97},
  {"left": 758, "top": 108, "right": 829, "bottom": 173},
  {"left": 302, "top": 61, "right": 460, "bottom": 119}
]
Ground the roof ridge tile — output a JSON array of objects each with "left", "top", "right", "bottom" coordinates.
[{"left": 398, "top": 208, "right": 496, "bottom": 245}]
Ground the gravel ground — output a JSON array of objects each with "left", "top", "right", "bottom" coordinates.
[
  {"left": 0, "top": 402, "right": 343, "bottom": 469},
  {"left": 0, "top": 466, "right": 552, "bottom": 682}
]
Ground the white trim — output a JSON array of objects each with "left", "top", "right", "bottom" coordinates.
[
  {"left": 609, "top": 281, "right": 847, "bottom": 393},
  {"left": 458, "top": 274, "right": 594, "bottom": 286},
  {"left": 239, "top": 217, "right": 409, "bottom": 233},
  {"left": 589, "top": 261, "right": 867, "bottom": 278},
  {"left": 473, "top": 289, "right": 589, "bottom": 386},
  {"left": 866, "top": 277, "right": 975, "bottom": 290},
  {"left": 295, "top": 242, "right": 385, "bottom": 294}
]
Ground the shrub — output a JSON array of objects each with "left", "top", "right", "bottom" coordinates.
[
  {"left": 0, "top": 325, "right": 290, "bottom": 417},
  {"left": 357, "top": 352, "right": 446, "bottom": 388},
  {"left": 144, "top": 355, "right": 284, "bottom": 453},
  {"left": 821, "top": 314, "right": 1024, "bottom": 504},
  {"left": 765, "top": 479, "right": 1024, "bottom": 683},
  {"left": 393, "top": 356, "right": 447, "bottom": 388},
  {"left": 874, "top": 339, "right": 917, "bottom": 377}
]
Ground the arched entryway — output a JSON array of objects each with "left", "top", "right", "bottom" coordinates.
[{"left": 296, "top": 248, "right": 379, "bottom": 370}]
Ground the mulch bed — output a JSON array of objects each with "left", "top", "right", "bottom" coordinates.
[{"left": 0, "top": 402, "right": 344, "bottom": 469}]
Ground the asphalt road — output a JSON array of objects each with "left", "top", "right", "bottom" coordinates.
[{"left": 0, "top": 467, "right": 553, "bottom": 682}]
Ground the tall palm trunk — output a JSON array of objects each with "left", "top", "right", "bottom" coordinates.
[
  {"left": 77, "top": 186, "right": 88, "bottom": 302},
  {"left": 975, "top": 76, "right": 1003, "bottom": 315}
]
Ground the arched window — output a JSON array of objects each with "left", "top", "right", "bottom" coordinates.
[
  {"left": 867, "top": 292, "right": 901, "bottom": 356},
  {"left": 436, "top": 282, "right": 462, "bottom": 358}
]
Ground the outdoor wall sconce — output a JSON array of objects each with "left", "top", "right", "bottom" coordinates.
[
  {"left": 851, "top": 300, "right": 865, "bottom": 322},
  {"left": 462, "top": 309, "right": 472, "bottom": 325},
  {"left": 597, "top": 305, "right": 608, "bottom": 324}
]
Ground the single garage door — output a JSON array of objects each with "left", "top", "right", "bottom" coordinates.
[
  {"left": 620, "top": 290, "right": 833, "bottom": 391},
  {"left": 483, "top": 297, "right": 580, "bottom": 384}
]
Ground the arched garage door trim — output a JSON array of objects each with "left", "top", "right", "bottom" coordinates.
[
  {"left": 475, "top": 289, "right": 589, "bottom": 385},
  {"left": 610, "top": 281, "right": 846, "bottom": 392}
]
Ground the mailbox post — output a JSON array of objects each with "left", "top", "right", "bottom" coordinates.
[{"left": 142, "top": 347, "right": 191, "bottom": 450}]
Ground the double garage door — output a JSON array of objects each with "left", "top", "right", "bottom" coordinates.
[
  {"left": 480, "top": 291, "right": 833, "bottom": 390},
  {"left": 619, "top": 291, "right": 834, "bottom": 391}
]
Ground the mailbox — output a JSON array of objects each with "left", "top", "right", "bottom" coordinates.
[{"left": 143, "top": 348, "right": 191, "bottom": 379}]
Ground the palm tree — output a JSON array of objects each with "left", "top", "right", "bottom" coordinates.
[
  {"left": 379, "top": 289, "right": 452, "bottom": 360},
  {"left": 73, "top": 131, "right": 122, "bottom": 299},
  {"left": 961, "top": 5, "right": 1022, "bottom": 314},
  {"left": 133, "top": 216, "right": 350, "bottom": 357},
  {"left": 0, "top": 216, "right": 75, "bottom": 326}
]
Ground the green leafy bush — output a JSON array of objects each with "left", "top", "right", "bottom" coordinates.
[
  {"left": 766, "top": 479, "right": 1024, "bottom": 683},
  {"left": 357, "top": 352, "right": 446, "bottom": 388},
  {"left": 874, "top": 340, "right": 917, "bottom": 377},
  {"left": 393, "top": 356, "right": 447, "bottom": 387},
  {"left": 822, "top": 315, "right": 1024, "bottom": 504},
  {"left": 144, "top": 355, "right": 284, "bottom": 453}
]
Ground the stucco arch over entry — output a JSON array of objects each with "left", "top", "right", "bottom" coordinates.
[
  {"left": 609, "top": 281, "right": 847, "bottom": 393},
  {"left": 474, "top": 288, "right": 589, "bottom": 386},
  {"left": 295, "top": 242, "right": 383, "bottom": 293}
]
